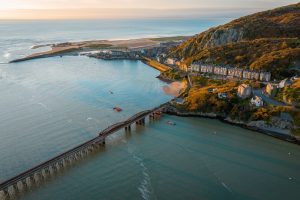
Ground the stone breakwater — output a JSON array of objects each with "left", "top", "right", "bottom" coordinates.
[{"left": 163, "top": 104, "right": 300, "bottom": 144}]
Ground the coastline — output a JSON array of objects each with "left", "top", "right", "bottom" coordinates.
[
  {"left": 7, "top": 35, "right": 299, "bottom": 145},
  {"left": 163, "top": 104, "right": 300, "bottom": 145},
  {"left": 9, "top": 36, "right": 189, "bottom": 63}
]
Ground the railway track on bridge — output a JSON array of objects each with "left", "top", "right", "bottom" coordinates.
[{"left": 0, "top": 102, "right": 169, "bottom": 200}]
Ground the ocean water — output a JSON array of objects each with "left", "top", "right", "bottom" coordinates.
[
  {"left": 0, "top": 18, "right": 229, "bottom": 63},
  {"left": 0, "top": 19, "right": 299, "bottom": 200}
]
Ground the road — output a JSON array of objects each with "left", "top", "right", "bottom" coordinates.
[{"left": 253, "top": 89, "right": 285, "bottom": 106}]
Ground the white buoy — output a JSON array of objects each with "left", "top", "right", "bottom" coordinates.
[
  {"left": 0, "top": 190, "right": 6, "bottom": 200},
  {"left": 7, "top": 186, "right": 15, "bottom": 198},
  {"left": 26, "top": 177, "right": 32, "bottom": 188},
  {"left": 17, "top": 181, "right": 24, "bottom": 192}
]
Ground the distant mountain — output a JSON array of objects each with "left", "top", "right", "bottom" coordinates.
[{"left": 171, "top": 3, "right": 300, "bottom": 78}]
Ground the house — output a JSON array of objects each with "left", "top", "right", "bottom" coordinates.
[
  {"left": 179, "top": 63, "right": 188, "bottom": 72},
  {"left": 214, "top": 66, "right": 228, "bottom": 76},
  {"left": 237, "top": 84, "right": 252, "bottom": 99},
  {"left": 278, "top": 78, "right": 292, "bottom": 88},
  {"left": 251, "top": 71, "right": 260, "bottom": 80},
  {"left": 189, "top": 63, "right": 201, "bottom": 72},
  {"left": 218, "top": 92, "right": 228, "bottom": 99},
  {"left": 227, "top": 68, "right": 235, "bottom": 77},
  {"left": 166, "top": 58, "right": 176, "bottom": 65},
  {"left": 201, "top": 65, "right": 214, "bottom": 74},
  {"left": 109, "top": 50, "right": 125, "bottom": 56},
  {"left": 251, "top": 96, "right": 264, "bottom": 107},
  {"left": 228, "top": 68, "right": 243, "bottom": 78},
  {"left": 242, "top": 70, "right": 252, "bottom": 79},
  {"left": 259, "top": 72, "right": 271, "bottom": 82},
  {"left": 234, "top": 68, "right": 243, "bottom": 78},
  {"left": 265, "top": 83, "right": 277, "bottom": 97}
]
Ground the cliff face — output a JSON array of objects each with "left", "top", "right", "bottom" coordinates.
[{"left": 172, "top": 3, "right": 300, "bottom": 77}]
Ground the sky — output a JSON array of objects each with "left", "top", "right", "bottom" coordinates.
[{"left": 0, "top": 0, "right": 298, "bottom": 19}]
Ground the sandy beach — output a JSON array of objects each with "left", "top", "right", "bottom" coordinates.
[
  {"left": 11, "top": 36, "right": 188, "bottom": 63},
  {"left": 163, "top": 81, "right": 187, "bottom": 97}
]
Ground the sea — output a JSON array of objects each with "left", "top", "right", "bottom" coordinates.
[{"left": 0, "top": 18, "right": 299, "bottom": 200}]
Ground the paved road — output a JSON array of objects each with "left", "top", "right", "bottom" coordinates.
[{"left": 253, "top": 89, "right": 285, "bottom": 106}]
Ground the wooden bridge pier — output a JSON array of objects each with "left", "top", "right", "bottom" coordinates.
[
  {"left": 125, "top": 125, "right": 131, "bottom": 131},
  {"left": 136, "top": 118, "right": 145, "bottom": 125}
]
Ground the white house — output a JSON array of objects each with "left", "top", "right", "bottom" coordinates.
[
  {"left": 237, "top": 84, "right": 252, "bottom": 99},
  {"left": 251, "top": 96, "right": 264, "bottom": 107},
  {"left": 189, "top": 63, "right": 201, "bottom": 72},
  {"left": 259, "top": 72, "right": 271, "bottom": 82},
  {"left": 279, "top": 78, "right": 292, "bottom": 88},
  {"left": 166, "top": 58, "right": 176, "bottom": 65}
]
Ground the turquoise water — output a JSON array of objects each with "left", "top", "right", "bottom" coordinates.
[
  {"left": 0, "top": 18, "right": 230, "bottom": 63},
  {"left": 0, "top": 56, "right": 171, "bottom": 180},
  {"left": 21, "top": 116, "right": 300, "bottom": 200},
  {"left": 0, "top": 19, "right": 299, "bottom": 200}
]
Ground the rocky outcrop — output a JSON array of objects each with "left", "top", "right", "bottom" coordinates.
[{"left": 193, "top": 27, "right": 245, "bottom": 50}]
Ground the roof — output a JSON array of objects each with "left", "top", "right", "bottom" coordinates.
[
  {"left": 279, "top": 78, "right": 292, "bottom": 88},
  {"left": 239, "top": 84, "right": 250, "bottom": 89}
]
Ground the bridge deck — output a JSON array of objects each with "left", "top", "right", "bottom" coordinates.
[{"left": 0, "top": 102, "right": 169, "bottom": 192}]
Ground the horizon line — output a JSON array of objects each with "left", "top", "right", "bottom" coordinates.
[{"left": 0, "top": 7, "right": 266, "bottom": 20}]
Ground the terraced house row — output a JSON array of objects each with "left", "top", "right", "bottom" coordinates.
[{"left": 189, "top": 63, "right": 271, "bottom": 82}]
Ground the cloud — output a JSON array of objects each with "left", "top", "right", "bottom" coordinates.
[{"left": 0, "top": 0, "right": 299, "bottom": 9}]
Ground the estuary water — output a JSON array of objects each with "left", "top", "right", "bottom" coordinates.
[{"left": 0, "top": 19, "right": 299, "bottom": 200}]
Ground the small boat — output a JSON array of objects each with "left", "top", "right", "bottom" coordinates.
[
  {"left": 166, "top": 121, "right": 176, "bottom": 125},
  {"left": 109, "top": 90, "right": 114, "bottom": 94},
  {"left": 113, "top": 107, "right": 123, "bottom": 112}
]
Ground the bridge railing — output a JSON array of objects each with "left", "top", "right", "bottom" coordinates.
[
  {"left": 0, "top": 136, "right": 104, "bottom": 191},
  {"left": 0, "top": 101, "right": 171, "bottom": 193}
]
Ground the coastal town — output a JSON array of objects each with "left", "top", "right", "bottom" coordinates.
[
  {"left": 10, "top": 36, "right": 300, "bottom": 142},
  {"left": 1, "top": 1, "right": 300, "bottom": 200},
  {"left": 154, "top": 53, "right": 299, "bottom": 141},
  {"left": 76, "top": 40, "right": 300, "bottom": 142},
  {"left": 5, "top": 6, "right": 299, "bottom": 143}
]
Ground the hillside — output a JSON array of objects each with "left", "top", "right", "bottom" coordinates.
[{"left": 171, "top": 3, "right": 300, "bottom": 78}]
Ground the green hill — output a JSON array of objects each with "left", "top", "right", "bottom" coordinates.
[{"left": 171, "top": 3, "right": 300, "bottom": 78}]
